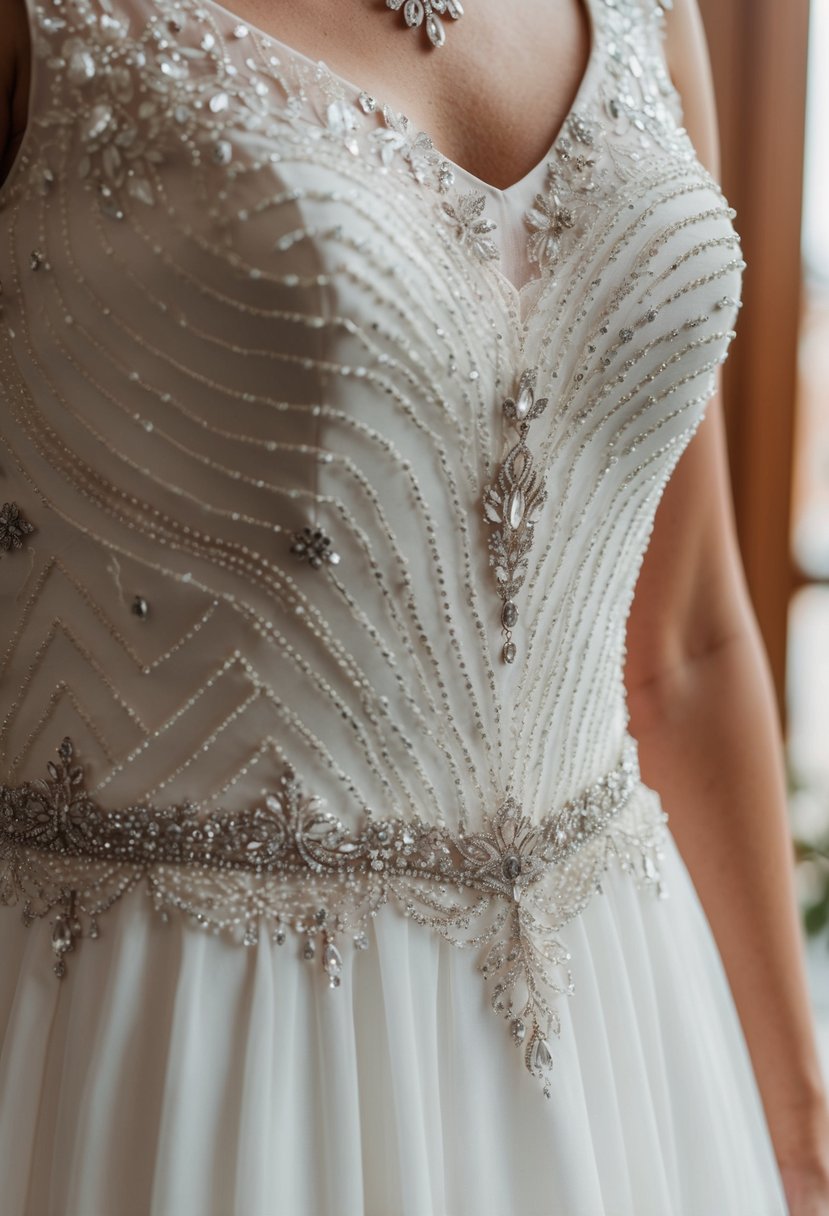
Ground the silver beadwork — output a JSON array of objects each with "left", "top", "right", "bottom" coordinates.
[
  {"left": 385, "top": 0, "right": 464, "bottom": 49},
  {"left": 289, "top": 526, "right": 342, "bottom": 568},
  {"left": 0, "top": 734, "right": 664, "bottom": 1097},
  {"left": 0, "top": 501, "right": 35, "bottom": 551},
  {"left": 131, "top": 594, "right": 150, "bottom": 618},
  {"left": 482, "top": 370, "right": 550, "bottom": 663}
]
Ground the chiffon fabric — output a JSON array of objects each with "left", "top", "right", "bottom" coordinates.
[
  {"left": 0, "top": 0, "right": 789, "bottom": 1210},
  {"left": 0, "top": 831, "right": 788, "bottom": 1215}
]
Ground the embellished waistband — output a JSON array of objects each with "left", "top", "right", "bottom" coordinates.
[{"left": 0, "top": 734, "right": 667, "bottom": 1098}]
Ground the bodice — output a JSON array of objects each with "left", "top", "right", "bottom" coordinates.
[{"left": 0, "top": 0, "right": 744, "bottom": 831}]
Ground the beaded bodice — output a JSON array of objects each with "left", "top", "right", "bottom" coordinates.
[{"left": 0, "top": 0, "right": 744, "bottom": 1095}]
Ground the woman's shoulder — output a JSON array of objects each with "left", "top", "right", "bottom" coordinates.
[
  {"left": 659, "top": 0, "right": 721, "bottom": 179},
  {"left": 0, "top": 0, "right": 31, "bottom": 190}
]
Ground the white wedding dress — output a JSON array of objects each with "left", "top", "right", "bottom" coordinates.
[{"left": 0, "top": 0, "right": 790, "bottom": 1211}]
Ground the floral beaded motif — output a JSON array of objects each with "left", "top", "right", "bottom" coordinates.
[
  {"left": 0, "top": 734, "right": 667, "bottom": 1096},
  {"left": 0, "top": 502, "right": 35, "bottom": 551}
]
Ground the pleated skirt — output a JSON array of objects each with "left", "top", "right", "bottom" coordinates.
[{"left": 0, "top": 825, "right": 789, "bottom": 1216}]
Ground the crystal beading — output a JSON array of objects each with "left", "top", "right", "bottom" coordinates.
[
  {"left": 0, "top": 733, "right": 666, "bottom": 1097},
  {"left": 483, "top": 369, "right": 550, "bottom": 663},
  {"left": 0, "top": 501, "right": 35, "bottom": 551},
  {"left": 385, "top": 0, "right": 465, "bottom": 49}
]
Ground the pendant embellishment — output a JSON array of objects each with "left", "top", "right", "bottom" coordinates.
[
  {"left": 0, "top": 502, "right": 35, "bottom": 552},
  {"left": 385, "top": 0, "right": 464, "bottom": 49},
  {"left": 482, "top": 370, "right": 549, "bottom": 663}
]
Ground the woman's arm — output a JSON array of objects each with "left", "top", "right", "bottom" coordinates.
[
  {"left": 624, "top": 3, "right": 829, "bottom": 1210},
  {"left": 0, "top": 0, "right": 31, "bottom": 189}
]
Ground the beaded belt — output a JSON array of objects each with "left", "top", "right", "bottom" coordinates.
[{"left": 0, "top": 734, "right": 667, "bottom": 1097}]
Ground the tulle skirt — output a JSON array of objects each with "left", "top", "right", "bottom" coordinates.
[{"left": 0, "top": 825, "right": 788, "bottom": 1216}]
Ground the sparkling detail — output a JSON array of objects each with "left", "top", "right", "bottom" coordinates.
[
  {"left": 386, "top": 0, "right": 463, "bottom": 46},
  {"left": 289, "top": 526, "right": 342, "bottom": 568},
  {"left": 483, "top": 369, "right": 550, "bottom": 662},
  {"left": 441, "top": 192, "right": 499, "bottom": 261},
  {"left": 323, "top": 940, "right": 343, "bottom": 987},
  {"left": 0, "top": 735, "right": 663, "bottom": 1096},
  {"left": 131, "top": 595, "right": 150, "bottom": 619},
  {"left": 0, "top": 502, "right": 35, "bottom": 551}
]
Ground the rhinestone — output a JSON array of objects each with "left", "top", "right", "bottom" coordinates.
[
  {"left": 323, "top": 942, "right": 343, "bottom": 985},
  {"left": 507, "top": 488, "right": 525, "bottom": 528},
  {"left": 502, "top": 854, "right": 522, "bottom": 882},
  {"left": 131, "top": 595, "right": 149, "bottom": 619},
  {"left": 51, "top": 915, "right": 72, "bottom": 955},
  {"left": 503, "top": 641, "right": 517, "bottom": 664},
  {"left": 530, "top": 1035, "right": 554, "bottom": 1074}
]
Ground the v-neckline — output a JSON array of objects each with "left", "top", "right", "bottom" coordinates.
[{"left": 193, "top": 0, "right": 603, "bottom": 204}]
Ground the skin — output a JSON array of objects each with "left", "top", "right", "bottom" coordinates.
[{"left": 2, "top": 0, "right": 828, "bottom": 1209}]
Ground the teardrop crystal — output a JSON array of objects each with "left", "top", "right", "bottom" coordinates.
[
  {"left": 512, "top": 1017, "right": 526, "bottom": 1044},
  {"left": 514, "top": 381, "right": 534, "bottom": 419},
  {"left": 508, "top": 488, "right": 525, "bottom": 528},
  {"left": 425, "top": 12, "right": 445, "bottom": 44},
  {"left": 323, "top": 941, "right": 343, "bottom": 982},
  {"left": 403, "top": 0, "right": 424, "bottom": 26},
  {"left": 530, "top": 1034, "right": 554, "bottom": 1074},
  {"left": 51, "top": 915, "right": 72, "bottom": 955},
  {"left": 503, "top": 641, "right": 517, "bottom": 664}
]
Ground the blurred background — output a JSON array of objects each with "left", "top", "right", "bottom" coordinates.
[{"left": 697, "top": 0, "right": 829, "bottom": 1062}]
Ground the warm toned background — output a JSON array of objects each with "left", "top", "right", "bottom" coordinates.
[{"left": 697, "top": 0, "right": 829, "bottom": 1057}]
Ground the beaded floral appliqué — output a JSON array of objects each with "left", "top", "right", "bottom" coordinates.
[
  {"left": 441, "top": 191, "right": 500, "bottom": 262},
  {"left": 0, "top": 502, "right": 35, "bottom": 552},
  {"left": 525, "top": 112, "right": 601, "bottom": 271},
  {"left": 0, "top": 734, "right": 667, "bottom": 1097}
]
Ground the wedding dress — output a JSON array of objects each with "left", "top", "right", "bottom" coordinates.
[{"left": 0, "top": 0, "right": 791, "bottom": 1211}]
